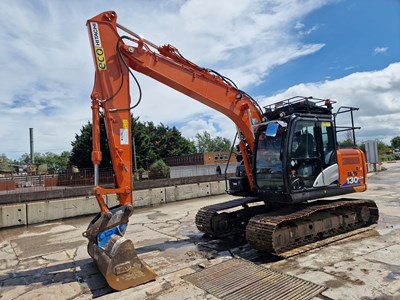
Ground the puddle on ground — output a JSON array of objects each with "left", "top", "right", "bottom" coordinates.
[
  {"left": 146, "top": 211, "right": 168, "bottom": 220},
  {"left": 385, "top": 271, "right": 400, "bottom": 281},
  {"left": 10, "top": 231, "right": 86, "bottom": 259},
  {"left": 136, "top": 238, "right": 193, "bottom": 254}
]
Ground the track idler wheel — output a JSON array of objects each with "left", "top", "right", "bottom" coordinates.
[{"left": 88, "top": 234, "right": 156, "bottom": 290}]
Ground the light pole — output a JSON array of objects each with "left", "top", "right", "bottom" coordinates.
[{"left": 132, "top": 134, "right": 138, "bottom": 178}]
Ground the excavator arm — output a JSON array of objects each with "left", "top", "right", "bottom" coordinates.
[
  {"left": 89, "top": 11, "right": 263, "bottom": 192},
  {"left": 84, "top": 11, "right": 263, "bottom": 290}
]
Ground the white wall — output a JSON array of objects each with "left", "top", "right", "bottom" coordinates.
[{"left": 170, "top": 163, "right": 238, "bottom": 178}]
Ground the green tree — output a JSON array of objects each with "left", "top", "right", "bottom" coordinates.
[
  {"left": 19, "top": 151, "right": 70, "bottom": 172},
  {"left": 132, "top": 118, "right": 157, "bottom": 169},
  {"left": 0, "top": 154, "right": 17, "bottom": 173},
  {"left": 377, "top": 140, "right": 391, "bottom": 157},
  {"left": 54, "top": 151, "right": 71, "bottom": 172},
  {"left": 339, "top": 131, "right": 356, "bottom": 147},
  {"left": 153, "top": 123, "right": 195, "bottom": 160},
  {"left": 0, "top": 154, "right": 8, "bottom": 163},
  {"left": 195, "top": 131, "right": 231, "bottom": 152},
  {"left": 132, "top": 120, "right": 195, "bottom": 169},
  {"left": 391, "top": 136, "right": 400, "bottom": 149},
  {"left": 69, "top": 119, "right": 110, "bottom": 169},
  {"left": 70, "top": 116, "right": 196, "bottom": 170},
  {"left": 149, "top": 159, "right": 170, "bottom": 177}
]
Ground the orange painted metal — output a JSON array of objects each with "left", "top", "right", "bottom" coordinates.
[
  {"left": 119, "top": 38, "right": 264, "bottom": 188},
  {"left": 87, "top": 12, "right": 134, "bottom": 208},
  {"left": 337, "top": 148, "right": 367, "bottom": 192},
  {"left": 87, "top": 10, "right": 264, "bottom": 206},
  {"left": 86, "top": 12, "right": 158, "bottom": 289}
]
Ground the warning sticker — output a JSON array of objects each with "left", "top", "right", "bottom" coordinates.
[{"left": 120, "top": 128, "right": 129, "bottom": 145}]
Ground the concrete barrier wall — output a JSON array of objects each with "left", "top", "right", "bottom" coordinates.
[
  {"left": 210, "top": 180, "right": 227, "bottom": 195},
  {"left": 0, "top": 204, "right": 27, "bottom": 227},
  {"left": 26, "top": 197, "right": 99, "bottom": 225},
  {"left": 165, "top": 182, "right": 211, "bottom": 203},
  {"left": 107, "top": 188, "right": 166, "bottom": 208},
  {"left": 0, "top": 180, "right": 226, "bottom": 228}
]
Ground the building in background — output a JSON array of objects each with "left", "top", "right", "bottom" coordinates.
[{"left": 166, "top": 152, "right": 238, "bottom": 178}]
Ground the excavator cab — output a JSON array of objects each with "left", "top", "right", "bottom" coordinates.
[{"left": 230, "top": 97, "right": 367, "bottom": 204}]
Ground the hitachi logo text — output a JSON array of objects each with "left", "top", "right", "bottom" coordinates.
[{"left": 91, "top": 22, "right": 102, "bottom": 47}]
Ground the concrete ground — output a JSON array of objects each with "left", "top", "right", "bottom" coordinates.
[{"left": 1, "top": 162, "right": 399, "bottom": 300}]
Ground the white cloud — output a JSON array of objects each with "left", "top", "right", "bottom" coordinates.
[
  {"left": 344, "top": 65, "right": 359, "bottom": 71},
  {"left": 298, "top": 25, "right": 319, "bottom": 36},
  {"left": 179, "top": 112, "right": 236, "bottom": 142},
  {"left": 258, "top": 62, "right": 400, "bottom": 144},
  {"left": 6, "top": 0, "right": 398, "bottom": 160},
  {"left": 294, "top": 22, "right": 306, "bottom": 30},
  {"left": 180, "top": 118, "right": 219, "bottom": 139},
  {"left": 373, "top": 47, "right": 388, "bottom": 55}
]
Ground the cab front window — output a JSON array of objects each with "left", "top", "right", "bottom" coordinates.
[{"left": 255, "top": 122, "right": 286, "bottom": 191}]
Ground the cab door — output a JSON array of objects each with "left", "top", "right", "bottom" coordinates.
[{"left": 288, "top": 118, "right": 338, "bottom": 191}]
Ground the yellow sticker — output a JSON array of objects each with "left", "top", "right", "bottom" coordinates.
[
  {"left": 95, "top": 47, "right": 107, "bottom": 70},
  {"left": 321, "top": 122, "right": 331, "bottom": 127},
  {"left": 122, "top": 119, "right": 129, "bottom": 129},
  {"left": 90, "top": 22, "right": 107, "bottom": 70}
]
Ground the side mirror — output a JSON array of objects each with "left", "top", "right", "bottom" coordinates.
[{"left": 266, "top": 122, "right": 279, "bottom": 137}]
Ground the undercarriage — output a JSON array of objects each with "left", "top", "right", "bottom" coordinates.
[{"left": 195, "top": 198, "right": 378, "bottom": 257}]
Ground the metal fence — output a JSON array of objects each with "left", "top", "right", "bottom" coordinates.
[
  {"left": 0, "top": 167, "right": 172, "bottom": 195},
  {"left": 0, "top": 168, "right": 114, "bottom": 194}
]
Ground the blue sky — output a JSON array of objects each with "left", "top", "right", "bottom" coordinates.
[
  {"left": 255, "top": 0, "right": 400, "bottom": 96},
  {"left": 0, "top": 0, "right": 399, "bottom": 159}
]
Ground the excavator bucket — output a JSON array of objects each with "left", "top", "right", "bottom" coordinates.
[
  {"left": 87, "top": 235, "right": 156, "bottom": 290},
  {"left": 83, "top": 206, "right": 157, "bottom": 290}
]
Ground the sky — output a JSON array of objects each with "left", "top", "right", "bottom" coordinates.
[{"left": 1, "top": 0, "right": 399, "bottom": 160}]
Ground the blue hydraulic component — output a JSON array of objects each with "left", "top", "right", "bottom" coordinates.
[{"left": 97, "top": 223, "right": 127, "bottom": 250}]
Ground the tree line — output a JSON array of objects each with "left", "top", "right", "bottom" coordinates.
[
  {"left": 0, "top": 116, "right": 231, "bottom": 173},
  {"left": 69, "top": 116, "right": 198, "bottom": 169},
  {"left": 340, "top": 134, "right": 400, "bottom": 161},
  {"left": 69, "top": 116, "right": 231, "bottom": 170},
  {"left": 3, "top": 117, "right": 400, "bottom": 174}
]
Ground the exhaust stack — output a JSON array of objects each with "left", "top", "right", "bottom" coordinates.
[{"left": 29, "top": 128, "right": 34, "bottom": 163}]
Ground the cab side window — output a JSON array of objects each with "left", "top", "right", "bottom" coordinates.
[
  {"left": 291, "top": 121, "right": 317, "bottom": 158},
  {"left": 321, "top": 121, "right": 336, "bottom": 166}
]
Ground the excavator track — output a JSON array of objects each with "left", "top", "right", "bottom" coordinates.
[
  {"left": 196, "top": 198, "right": 378, "bottom": 257},
  {"left": 246, "top": 198, "right": 379, "bottom": 256},
  {"left": 195, "top": 197, "right": 272, "bottom": 238}
]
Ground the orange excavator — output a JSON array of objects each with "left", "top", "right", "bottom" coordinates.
[{"left": 84, "top": 11, "right": 378, "bottom": 290}]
